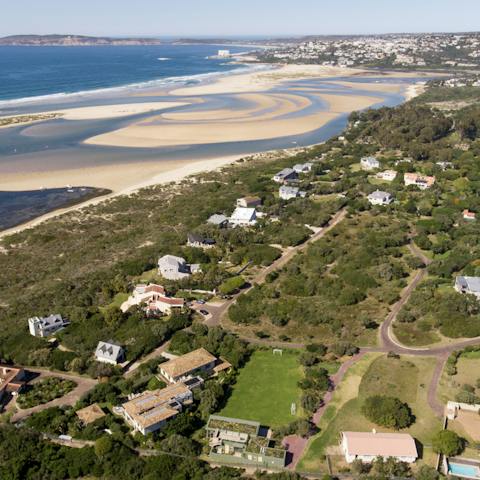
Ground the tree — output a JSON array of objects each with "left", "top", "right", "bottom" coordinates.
[
  {"left": 362, "top": 395, "right": 414, "bottom": 429},
  {"left": 416, "top": 465, "right": 440, "bottom": 480},
  {"left": 432, "top": 430, "right": 464, "bottom": 456},
  {"left": 218, "top": 276, "right": 246, "bottom": 295},
  {"left": 94, "top": 435, "right": 113, "bottom": 458}
]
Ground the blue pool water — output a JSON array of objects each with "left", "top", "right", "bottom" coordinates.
[{"left": 449, "top": 462, "right": 480, "bottom": 478}]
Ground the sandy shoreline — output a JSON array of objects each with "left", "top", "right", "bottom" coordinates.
[
  {"left": 0, "top": 154, "right": 244, "bottom": 239},
  {"left": 0, "top": 63, "right": 429, "bottom": 237}
]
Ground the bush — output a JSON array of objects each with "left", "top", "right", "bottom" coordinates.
[
  {"left": 362, "top": 395, "right": 414, "bottom": 429},
  {"left": 218, "top": 276, "right": 246, "bottom": 295},
  {"left": 432, "top": 430, "right": 464, "bottom": 456}
]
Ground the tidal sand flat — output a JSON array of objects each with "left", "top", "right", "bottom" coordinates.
[{"left": 84, "top": 65, "right": 388, "bottom": 148}]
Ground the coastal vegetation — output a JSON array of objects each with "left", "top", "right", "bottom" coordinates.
[{"left": 17, "top": 377, "right": 76, "bottom": 409}]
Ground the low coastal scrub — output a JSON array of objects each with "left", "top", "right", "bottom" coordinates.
[{"left": 17, "top": 377, "right": 76, "bottom": 409}]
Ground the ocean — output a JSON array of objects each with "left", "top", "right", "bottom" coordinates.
[{"left": 0, "top": 44, "right": 250, "bottom": 105}]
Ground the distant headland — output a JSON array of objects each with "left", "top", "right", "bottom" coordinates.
[{"left": 0, "top": 34, "right": 163, "bottom": 46}]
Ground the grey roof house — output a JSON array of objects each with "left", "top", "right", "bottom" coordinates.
[
  {"left": 272, "top": 168, "right": 298, "bottom": 183},
  {"left": 455, "top": 276, "right": 480, "bottom": 299},
  {"left": 28, "top": 314, "right": 69, "bottom": 338},
  {"left": 207, "top": 214, "right": 229, "bottom": 228},
  {"left": 95, "top": 341, "right": 125, "bottom": 365}
]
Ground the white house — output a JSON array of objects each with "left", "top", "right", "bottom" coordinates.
[
  {"left": 187, "top": 233, "right": 216, "bottom": 249},
  {"left": 122, "top": 383, "right": 193, "bottom": 435},
  {"left": 367, "top": 190, "right": 393, "bottom": 206},
  {"left": 360, "top": 156, "right": 380, "bottom": 171},
  {"left": 455, "top": 276, "right": 480, "bottom": 299},
  {"left": 158, "top": 255, "right": 200, "bottom": 280},
  {"left": 95, "top": 341, "right": 125, "bottom": 365},
  {"left": 463, "top": 210, "right": 476, "bottom": 221},
  {"left": 293, "top": 162, "right": 313, "bottom": 173},
  {"left": 207, "top": 214, "right": 229, "bottom": 228},
  {"left": 120, "top": 284, "right": 185, "bottom": 314},
  {"left": 28, "top": 314, "right": 68, "bottom": 338},
  {"left": 279, "top": 185, "right": 306, "bottom": 200},
  {"left": 376, "top": 170, "right": 397, "bottom": 182},
  {"left": 159, "top": 348, "right": 218, "bottom": 383},
  {"left": 404, "top": 173, "right": 436, "bottom": 190},
  {"left": 229, "top": 207, "right": 257, "bottom": 227},
  {"left": 236, "top": 196, "right": 262, "bottom": 208},
  {"left": 273, "top": 168, "right": 298, "bottom": 183},
  {"left": 217, "top": 49, "right": 230, "bottom": 58},
  {"left": 341, "top": 431, "right": 418, "bottom": 464}
]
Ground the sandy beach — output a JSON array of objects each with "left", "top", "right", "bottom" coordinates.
[
  {"left": 0, "top": 154, "right": 243, "bottom": 239},
  {"left": 0, "top": 63, "right": 429, "bottom": 235}
]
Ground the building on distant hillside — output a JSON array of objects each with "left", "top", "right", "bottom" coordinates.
[
  {"left": 28, "top": 314, "right": 69, "bottom": 338},
  {"left": 360, "top": 156, "right": 380, "bottom": 171},
  {"left": 95, "top": 341, "right": 125, "bottom": 365},
  {"left": 187, "top": 233, "right": 216, "bottom": 249},
  {"left": 279, "top": 185, "right": 306, "bottom": 200},
  {"left": 207, "top": 214, "right": 229, "bottom": 228},
  {"left": 463, "top": 210, "right": 476, "bottom": 221},
  {"left": 367, "top": 190, "right": 393, "bottom": 206},
  {"left": 293, "top": 162, "right": 313, "bottom": 173},
  {"left": 404, "top": 173, "right": 436, "bottom": 190},
  {"left": 272, "top": 168, "right": 298, "bottom": 183},
  {"left": 120, "top": 283, "right": 185, "bottom": 314},
  {"left": 76, "top": 403, "right": 106, "bottom": 425},
  {"left": 341, "top": 431, "right": 418, "bottom": 463},
  {"left": 159, "top": 348, "right": 218, "bottom": 383},
  {"left": 376, "top": 170, "right": 397, "bottom": 182},
  {"left": 122, "top": 383, "right": 193, "bottom": 435},
  {"left": 0, "top": 365, "right": 25, "bottom": 403},
  {"left": 455, "top": 276, "right": 480, "bottom": 299},
  {"left": 206, "top": 415, "right": 286, "bottom": 468},
  {"left": 229, "top": 207, "right": 257, "bottom": 227},
  {"left": 236, "top": 196, "right": 262, "bottom": 208},
  {"left": 158, "top": 255, "right": 201, "bottom": 280}
]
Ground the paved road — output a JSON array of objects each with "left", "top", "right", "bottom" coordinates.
[
  {"left": 11, "top": 368, "right": 97, "bottom": 422},
  {"left": 205, "top": 208, "right": 348, "bottom": 328}
]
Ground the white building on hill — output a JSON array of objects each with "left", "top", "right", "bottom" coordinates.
[{"left": 341, "top": 431, "right": 418, "bottom": 464}]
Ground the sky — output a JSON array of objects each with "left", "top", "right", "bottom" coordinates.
[{"left": 1, "top": 0, "right": 479, "bottom": 37}]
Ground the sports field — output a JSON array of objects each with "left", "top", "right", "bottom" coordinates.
[{"left": 219, "top": 349, "right": 303, "bottom": 427}]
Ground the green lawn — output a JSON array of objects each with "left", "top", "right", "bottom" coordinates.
[
  {"left": 219, "top": 350, "right": 303, "bottom": 427},
  {"left": 297, "top": 354, "right": 442, "bottom": 473}
]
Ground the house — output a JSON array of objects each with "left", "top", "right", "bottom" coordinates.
[
  {"left": 236, "top": 196, "right": 262, "bottom": 208},
  {"left": 158, "top": 255, "right": 201, "bottom": 280},
  {"left": 279, "top": 185, "right": 306, "bottom": 200},
  {"left": 455, "top": 276, "right": 480, "bottom": 299},
  {"left": 360, "top": 156, "right": 380, "bottom": 171},
  {"left": 187, "top": 233, "right": 216, "bottom": 249},
  {"left": 293, "top": 162, "right": 313, "bottom": 173},
  {"left": 206, "top": 415, "right": 286, "bottom": 468},
  {"left": 341, "top": 431, "right": 418, "bottom": 464},
  {"left": 0, "top": 365, "right": 25, "bottom": 402},
  {"left": 122, "top": 383, "right": 193, "bottom": 435},
  {"left": 272, "top": 168, "right": 298, "bottom": 183},
  {"left": 95, "top": 341, "right": 125, "bottom": 365},
  {"left": 120, "top": 283, "right": 185, "bottom": 314},
  {"left": 463, "top": 210, "right": 476, "bottom": 221},
  {"left": 368, "top": 190, "right": 393, "bottom": 206},
  {"left": 376, "top": 170, "right": 397, "bottom": 182},
  {"left": 229, "top": 207, "right": 257, "bottom": 227},
  {"left": 159, "top": 348, "right": 218, "bottom": 383},
  {"left": 28, "top": 314, "right": 69, "bottom": 338},
  {"left": 404, "top": 173, "right": 436, "bottom": 190},
  {"left": 76, "top": 403, "right": 106, "bottom": 425},
  {"left": 207, "top": 214, "right": 229, "bottom": 228},
  {"left": 436, "top": 161, "right": 453, "bottom": 170}
]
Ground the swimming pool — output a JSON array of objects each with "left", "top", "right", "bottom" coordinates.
[{"left": 449, "top": 462, "right": 480, "bottom": 479}]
